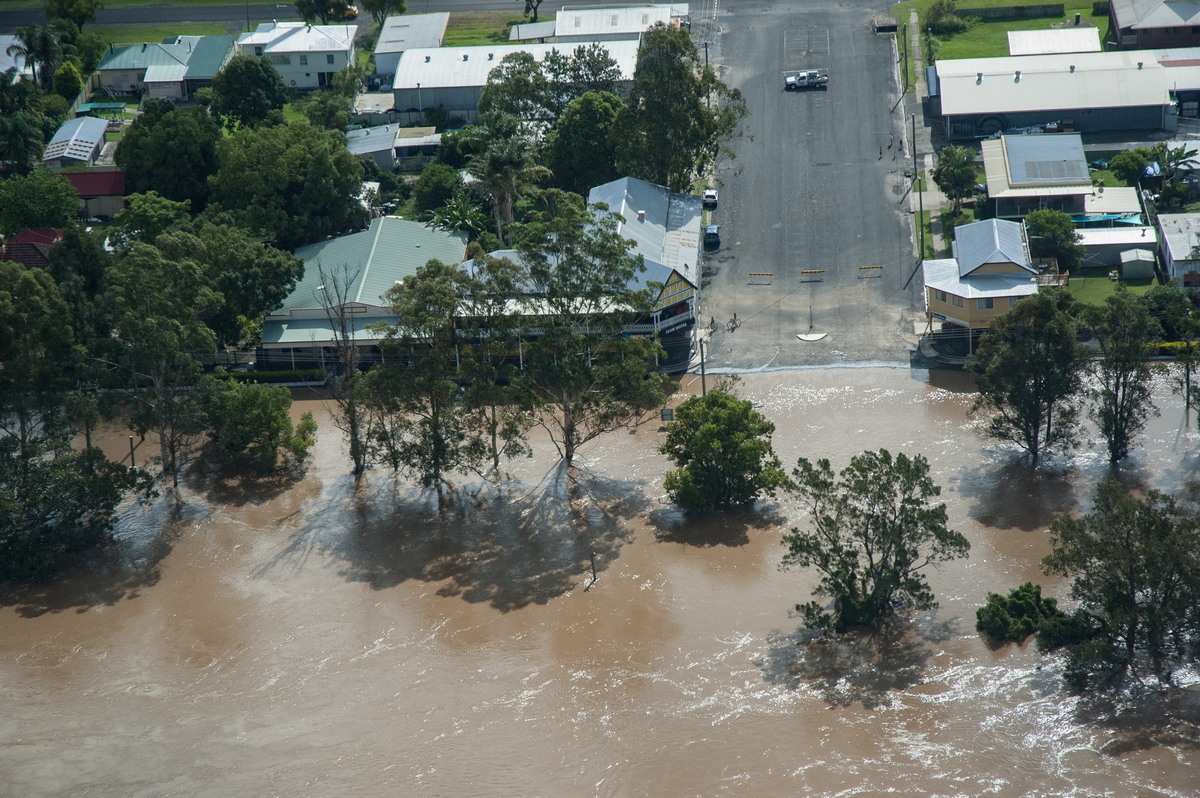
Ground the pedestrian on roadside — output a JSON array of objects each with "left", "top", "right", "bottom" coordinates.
[
  {"left": 879, "top": 147, "right": 883, "bottom": 159},
  {"left": 888, "top": 132, "right": 894, "bottom": 149}
]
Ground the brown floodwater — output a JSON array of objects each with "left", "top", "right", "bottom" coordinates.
[{"left": 3, "top": 366, "right": 1200, "bottom": 797}]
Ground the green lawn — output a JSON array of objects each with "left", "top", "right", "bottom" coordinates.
[
  {"left": 892, "top": 0, "right": 1113, "bottom": 69},
  {"left": 1067, "top": 268, "right": 1157, "bottom": 304},
  {"left": 443, "top": 12, "right": 527, "bottom": 47},
  {"left": 90, "top": 22, "right": 230, "bottom": 46}
]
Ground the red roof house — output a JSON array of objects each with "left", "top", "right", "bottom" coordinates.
[
  {"left": 1, "top": 228, "right": 64, "bottom": 270},
  {"left": 63, "top": 170, "right": 126, "bottom": 218}
]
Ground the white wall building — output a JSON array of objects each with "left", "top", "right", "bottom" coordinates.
[
  {"left": 392, "top": 39, "right": 640, "bottom": 119},
  {"left": 237, "top": 21, "right": 355, "bottom": 90},
  {"left": 374, "top": 13, "right": 448, "bottom": 77}
]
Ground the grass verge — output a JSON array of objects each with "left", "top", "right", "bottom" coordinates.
[
  {"left": 90, "top": 22, "right": 230, "bottom": 46},
  {"left": 443, "top": 12, "right": 527, "bottom": 47}
]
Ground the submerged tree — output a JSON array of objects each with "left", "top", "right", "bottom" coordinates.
[
  {"left": 514, "top": 190, "right": 667, "bottom": 467},
  {"left": 970, "top": 291, "right": 1087, "bottom": 465},
  {"left": 782, "top": 449, "right": 969, "bottom": 632},
  {"left": 369, "top": 259, "right": 485, "bottom": 502},
  {"left": 1086, "top": 287, "right": 1161, "bottom": 462},
  {"left": 1041, "top": 478, "right": 1200, "bottom": 690},
  {"left": 660, "top": 389, "right": 788, "bottom": 513},
  {"left": 315, "top": 263, "right": 370, "bottom": 478}
]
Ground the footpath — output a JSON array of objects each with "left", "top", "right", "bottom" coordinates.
[{"left": 904, "top": 9, "right": 950, "bottom": 259}]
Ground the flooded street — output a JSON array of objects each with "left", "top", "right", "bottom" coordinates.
[{"left": 3, "top": 366, "right": 1200, "bottom": 796}]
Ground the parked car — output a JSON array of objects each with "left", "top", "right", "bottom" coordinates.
[
  {"left": 703, "top": 224, "right": 720, "bottom": 249},
  {"left": 702, "top": 189, "right": 718, "bottom": 208}
]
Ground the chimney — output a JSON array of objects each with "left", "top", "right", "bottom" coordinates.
[
  {"left": 1070, "top": 64, "right": 1075, "bottom": 72},
  {"left": 425, "top": 55, "right": 430, "bottom": 62},
  {"left": 637, "top": 209, "right": 646, "bottom": 220},
  {"left": 1138, "top": 61, "right": 1144, "bottom": 69},
  {"left": 1014, "top": 70, "right": 1020, "bottom": 82},
  {"left": 462, "top": 53, "right": 468, "bottom": 61},
  {"left": 488, "top": 52, "right": 494, "bottom": 60}
]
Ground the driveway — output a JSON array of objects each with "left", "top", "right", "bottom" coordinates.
[{"left": 697, "top": 0, "right": 922, "bottom": 369}]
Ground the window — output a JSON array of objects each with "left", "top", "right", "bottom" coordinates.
[
  {"left": 934, "top": 290, "right": 947, "bottom": 302},
  {"left": 951, "top": 295, "right": 964, "bottom": 308},
  {"left": 978, "top": 297, "right": 994, "bottom": 310},
  {"left": 254, "top": 46, "right": 263, "bottom": 56},
  {"left": 270, "top": 54, "right": 290, "bottom": 66},
  {"left": 299, "top": 54, "right": 308, "bottom": 65},
  {"left": 1009, "top": 297, "right": 1020, "bottom": 308},
  {"left": 326, "top": 54, "right": 335, "bottom": 64}
]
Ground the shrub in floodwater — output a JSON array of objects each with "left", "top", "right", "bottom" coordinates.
[{"left": 976, "top": 582, "right": 1065, "bottom": 642}]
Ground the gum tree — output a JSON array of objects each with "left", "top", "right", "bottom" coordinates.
[{"left": 782, "top": 449, "right": 969, "bottom": 632}]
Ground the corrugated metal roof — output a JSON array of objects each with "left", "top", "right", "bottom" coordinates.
[
  {"left": 983, "top": 137, "right": 1094, "bottom": 198},
  {"left": 145, "top": 63, "right": 187, "bottom": 83},
  {"left": 1157, "top": 212, "right": 1200, "bottom": 260},
  {"left": 280, "top": 216, "right": 467, "bottom": 314},
  {"left": 375, "top": 12, "right": 449, "bottom": 54},
  {"left": 1133, "top": 0, "right": 1200, "bottom": 29},
  {"left": 1007, "top": 28, "right": 1101, "bottom": 56},
  {"left": 345, "top": 124, "right": 399, "bottom": 155},
  {"left": 1005, "top": 133, "right": 1088, "bottom": 184},
  {"left": 588, "top": 176, "right": 701, "bottom": 288},
  {"left": 923, "top": 258, "right": 1039, "bottom": 299},
  {"left": 936, "top": 51, "right": 1171, "bottom": 116},
  {"left": 951, "top": 218, "right": 1032, "bottom": 277},
  {"left": 184, "top": 35, "right": 234, "bottom": 80},
  {"left": 394, "top": 40, "right": 640, "bottom": 90},
  {"left": 237, "top": 22, "right": 354, "bottom": 54},
  {"left": 1084, "top": 186, "right": 1141, "bottom": 214},
  {"left": 42, "top": 116, "right": 108, "bottom": 162},
  {"left": 555, "top": 5, "right": 674, "bottom": 37}
]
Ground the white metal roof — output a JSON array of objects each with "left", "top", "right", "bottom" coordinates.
[
  {"left": 375, "top": 13, "right": 449, "bottom": 54},
  {"left": 393, "top": 40, "right": 640, "bottom": 90},
  {"left": 345, "top": 124, "right": 400, "bottom": 155},
  {"left": 936, "top": 51, "right": 1171, "bottom": 116},
  {"left": 982, "top": 137, "right": 1094, "bottom": 198},
  {"left": 1007, "top": 28, "right": 1101, "bottom": 56},
  {"left": 923, "top": 258, "right": 1040, "bottom": 299},
  {"left": 1077, "top": 227, "right": 1157, "bottom": 246},
  {"left": 144, "top": 63, "right": 188, "bottom": 83},
  {"left": 1157, "top": 212, "right": 1200, "bottom": 260},
  {"left": 42, "top": 116, "right": 108, "bottom": 162},
  {"left": 237, "top": 21, "right": 355, "bottom": 54},
  {"left": 509, "top": 21, "right": 557, "bottom": 40},
  {"left": 1084, "top": 186, "right": 1141, "bottom": 215},
  {"left": 555, "top": 4, "right": 675, "bottom": 37}
]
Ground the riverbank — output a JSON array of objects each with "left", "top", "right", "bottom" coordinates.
[{"left": 2, "top": 366, "right": 1199, "bottom": 796}]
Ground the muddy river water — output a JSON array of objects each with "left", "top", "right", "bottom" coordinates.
[{"left": 3, "top": 366, "right": 1199, "bottom": 796}]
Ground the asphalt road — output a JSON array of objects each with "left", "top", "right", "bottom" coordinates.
[{"left": 697, "top": 0, "right": 921, "bottom": 369}]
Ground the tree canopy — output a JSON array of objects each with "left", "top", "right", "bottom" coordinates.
[
  {"left": 970, "top": 291, "right": 1087, "bottom": 465},
  {"left": 513, "top": 190, "right": 667, "bottom": 465},
  {"left": 209, "top": 121, "right": 365, "bottom": 249},
  {"left": 782, "top": 449, "right": 969, "bottom": 632},
  {"left": 0, "top": 168, "right": 78, "bottom": 235},
  {"left": 1024, "top": 209, "right": 1083, "bottom": 273},
  {"left": 1086, "top": 287, "right": 1161, "bottom": 462},
  {"left": 660, "top": 389, "right": 788, "bottom": 512},
  {"left": 930, "top": 145, "right": 976, "bottom": 214},
  {"left": 1042, "top": 478, "right": 1200, "bottom": 690},
  {"left": 546, "top": 90, "right": 624, "bottom": 196},
  {"left": 115, "top": 101, "right": 220, "bottom": 209},
  {"left": 45, "top": 0, "right": 103, "bottom": 32},
  {"left": 612, "top": 23, "right": 748, "bottom": 192},
  {"left": 210, "top": 55, "right": 289, "bottom": 130},
  {"left": 361, "top": 0, "right": 406, "bottom": 25}
]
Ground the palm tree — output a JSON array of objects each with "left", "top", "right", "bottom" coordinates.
[
  {"left": 0, "top": 111, "right": 47, "bottom": 172},
  {"left": 6, "top": 26, "right": 64, "bottom": 92},
  {"left": 467, "top": 136, "right": 552, "bottom": 247}
]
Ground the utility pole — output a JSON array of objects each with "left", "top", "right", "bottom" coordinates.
[
  {"left": 699, "top": 339, "right": 707, "bottom": 396},
  {"left": 704, "top": 41, "right": 711, "bottom": 109}
]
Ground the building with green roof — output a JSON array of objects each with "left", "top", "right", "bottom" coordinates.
[
  {"left": 95, "top": 35, "right": 234, "bottom": 99},
  {"left": 257, "top": 216, "right": 468, "bottom": 369}
]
